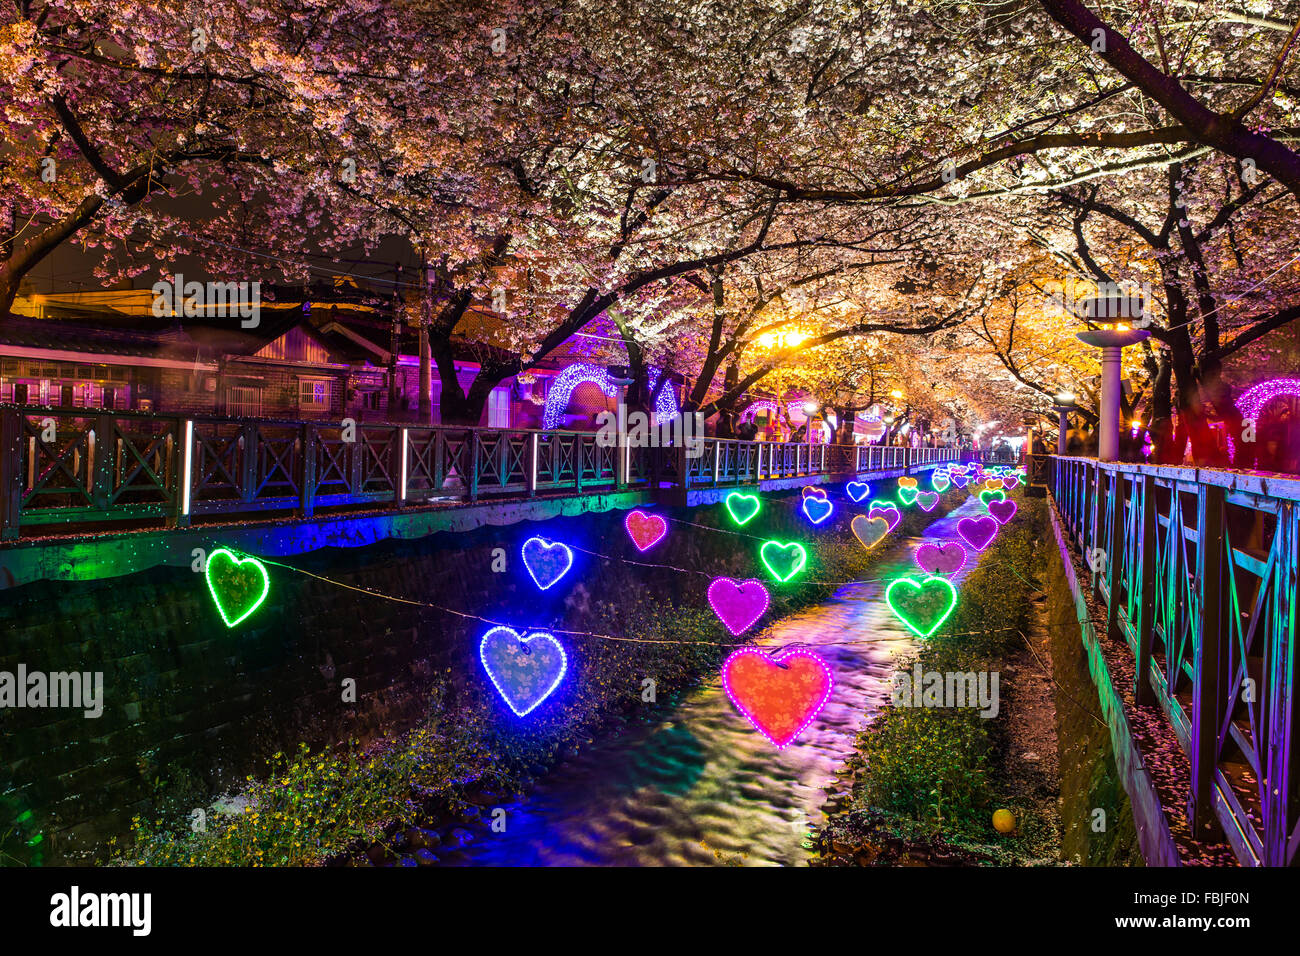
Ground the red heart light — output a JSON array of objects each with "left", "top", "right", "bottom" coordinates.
[
  {"left": 624, "top": 509, "right": 668, "bottom": 551},
  {"left": 722, "top": 647, "right": 833, "bottom": 748}
]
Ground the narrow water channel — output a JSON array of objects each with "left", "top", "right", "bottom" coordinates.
[{"left": 451, "top": 497, "right": 990, "bottom": 866}]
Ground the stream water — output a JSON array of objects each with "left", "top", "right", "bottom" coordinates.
[{"left": 451, "top": 497, "right": 989, "bottom": 866}]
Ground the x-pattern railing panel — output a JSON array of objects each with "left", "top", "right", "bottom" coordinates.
[
  {"left": 192, "top": 426, "right": 246, "bottom": 501},
  {"left": 107, "top": 420, "right": 176, "bottom": 506},
  {"left": 1049, "top": 455, "right": 1299, "bottom": 867},
  {"left": 19, "top": 414, "right": 94, "bottom": 507}
]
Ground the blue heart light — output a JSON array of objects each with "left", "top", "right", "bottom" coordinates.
[
  {"left": 479, "top": 626, "right": 568, "bottom": 716},
  {"left": 802, "top": 495, "right": 834, "bottom": 525},
  {"left": 845, "top": 481, "right": 870, "bottom": 502},
  {"left": 521, "top": 536, "right": 573, "bottom": 590}
]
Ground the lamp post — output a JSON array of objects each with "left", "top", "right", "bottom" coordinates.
[
  {"left": 1052, "top": 392, "right": 1076, "bottom": 455},
  {"left": 1076, "top": 294, "right": 1150, "bottom": 462}
]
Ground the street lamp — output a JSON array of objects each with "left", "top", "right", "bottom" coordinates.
[
  {"left": 1051, "top": 392, "right": 1076, "bottom": 456},
  {"left": 1077, "top": 293, "right": 1149, "bottom": 462}
]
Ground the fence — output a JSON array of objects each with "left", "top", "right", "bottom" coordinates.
[
  {"left": 1050, "top": 455, "right": 1299, "bottom": 866},
  {"left": 1, "top": 405, "right": 960, "bottom": 538}
]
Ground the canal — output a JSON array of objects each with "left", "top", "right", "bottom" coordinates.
[{"left": 447, "top": 497, "right": 991, "bottom": 866}]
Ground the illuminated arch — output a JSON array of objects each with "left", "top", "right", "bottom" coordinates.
[
  {"left": 542, "top": 363, "right": 680, "bottom": 430},
  {"left": 1228, "top": 377, "right": 1300, "bottom": 461},
  {"left": 1237, "top": 377, "right": 1300, "bottom": 421}
]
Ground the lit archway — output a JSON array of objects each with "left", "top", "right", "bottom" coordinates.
[
  {"left": 1229, "top": 377, "right": 1300, "bottom": 461},
  {"left": 543, "top": 363, "right": 680, "bottom": 430}
]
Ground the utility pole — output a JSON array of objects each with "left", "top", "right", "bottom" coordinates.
[{"left": 419, "top": 260, "right": 433, "bottom": 425}]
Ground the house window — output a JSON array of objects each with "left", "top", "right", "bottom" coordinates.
[
  {"left": 227, "top": 385, "right": 264, "bottom": 418},
  {"left": 298, "top": 378, "right": 331, "bottom": 412},
  {"left": 488, "top": 386, "right": 511, "bottom": 428}
]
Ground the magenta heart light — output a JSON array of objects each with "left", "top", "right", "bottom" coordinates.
[
  {"left": 988, "top": 499, "right": 1018, "bottom": 524},
  {"left": 957, "top": 515, "right": 998, "bottom": 551},
  {"left": 915, "top": 541, "right": 967, "bottom": 575},
  {"left": 707, "top": 577, "right": 771, "bottom": 636},
  {"left": 1002, "top": 476, "right": 1020, "bottom": 490}
]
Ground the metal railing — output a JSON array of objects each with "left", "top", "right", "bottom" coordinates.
[
  {"left": 0, "top": 405, "right": 960, "bottom": 537},
  {"left": 1049, "top": 455, "right": 1299, "bottom": 866}
]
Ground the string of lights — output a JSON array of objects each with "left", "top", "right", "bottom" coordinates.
[{"left": 259, "top": 554, "right": 1101, "bottom": 650}]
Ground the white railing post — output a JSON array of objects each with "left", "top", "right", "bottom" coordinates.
[{"left": 178, "top": 419, "right": 194, "bottom": 526}]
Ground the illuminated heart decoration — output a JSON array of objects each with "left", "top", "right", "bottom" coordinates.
[
  {"left": 707, "top": 577, "right": 770, "bottom": 636},
  {"left": 931, "top": 473, "right": 950, "bottom": 492},
  {"left": 916, "top": 541, "right": 967, "bottom": 575},
  {"left": 802, "top": 495, "right": 834, "bottom": 525},
  {"left": 845, "top": 481, "right": 870, "bottom": 503},
  {"left": 479, "top": 627, "right": 567, "bottom": 716},
  {"left": 988, "top": 499, "right": 1018, "bottom": 524},
  {"left": 725, "top": 492, "right": 762, "bottom": 526},
  {"left": 898, "top": 476, "right": 918, "bottom": 489},
  {"left": 885, "top": 575, "right": 959, "bottom": 638},
  {"left": 978, "top": 488, "right": 1006, "bottom": 509},
  {"left": 205, "top": 548, "right": 270, "bottom": 628},
  {"left": 983, "top": 478, "right": 1003, "bottom": 492},
  {"left": 722, "top": 647, "right": 833, "bottom": 748},
  {"left": 950, "top": 474, "right": 970, "bottom": 489},
  {"left": 521, "top": 536, "right": 574, "bottom": 590},
  {"left": 1001, "top": 476, "right": 1020, "bottom": 490},
  {"left": 868, "top": 500, "right": 902, "bottom": 531},
  {"left": 760, "top": 540, "right": 807, "bottom": 583},
  {"left": 801, "top": 486, "right": 827, "bottom": 499},
  {"left": 851, "top": 515, "right": 890, "bottom": 550},
  {"left": 624, "top": 509, "right": 667, "bottom": 551},
  {"left": 915, "top": 490, "right": 940, "bottom": 512},
  {"left": 957, "top": 515, "right": 998, "bottom": 551},
  {"left": 950, "top": 465, "right": 968, "bottom": 475},
  {"left": 897, "top": 486, "right": 919, "bottom": 506}
]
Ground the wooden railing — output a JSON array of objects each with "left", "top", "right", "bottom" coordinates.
[
  {"left": 0, "top": 405, "right": 960, "bottom": 537},
  {"left": 1049, "top": 455, "right": 1300, "bottom": 866}
]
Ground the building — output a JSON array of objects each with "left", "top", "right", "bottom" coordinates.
[{"left": 0, "top": 284, "right": 624, "bottom": 430}]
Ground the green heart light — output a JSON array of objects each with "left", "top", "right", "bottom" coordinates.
[
  {"left": 725, "top": 492, "right": 762, "bottom": 527},
  {"left": 897, "top": 486, "right": 919, "bottom": 506},
  {"left": 885, "top": 575, "right": 958, "bottom": 638},
  {"left": 931, "top": 473, "right": 950, "bottom": 492},
  {"left": 205, "top": 548, "right": 270, "bottom": 628},
  {"left": 978, "top": 488, "right": 1006, "bottom": 509},
  {"left": 759, "top": 540, "right": 808, "bottom": 583}
]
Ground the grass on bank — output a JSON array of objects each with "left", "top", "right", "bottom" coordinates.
[{"left": 846, "top": 492, "right": 1060, "bottom": 864}]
